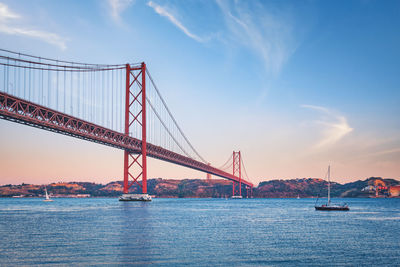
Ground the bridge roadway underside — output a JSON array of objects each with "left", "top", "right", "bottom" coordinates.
[{"left": 0, "top": 92, "right": 253, "bottom": 188}]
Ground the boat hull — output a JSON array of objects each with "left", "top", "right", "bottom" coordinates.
[
  {"left": 315, "top": 206, "right": 349, "bottom": 211},
  {"left": 119, "top": 194, "right": 152, "bottom": 202}
]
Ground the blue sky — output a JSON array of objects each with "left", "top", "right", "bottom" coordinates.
[{"left": 0, "top": 0, "right": 399, "bottom": 185}]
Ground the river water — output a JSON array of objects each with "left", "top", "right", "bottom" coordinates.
[{"left": 0, "top": 198, "right": 399, "bottom": 266}]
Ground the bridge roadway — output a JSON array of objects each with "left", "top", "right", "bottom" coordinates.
[{"left": 0, "top": 91, "right": 254, "bottom": 188}]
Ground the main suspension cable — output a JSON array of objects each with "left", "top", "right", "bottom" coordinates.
[
  {"left": 241, "top": 154, "right": 250, "bottom": 181},
  {"left": 218, "top": 153, "right": 233, "bottom": 170},
  {"left": 0, "top": 48, "right": 135, "bottom": 67},
  {"left": 146, "top": 67, "right": 207, "bottom": 164},
  {"left": 145, "top": 96, "right": 193, "bottom": 159}
]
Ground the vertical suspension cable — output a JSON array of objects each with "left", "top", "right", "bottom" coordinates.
[
  {"left": 93, "top": 68, "right": 95, "bottom": 123},
  {"left": 105, "top": 69, "right": 107, "bottom": 127},
  {"left": 39, "top": 58, "right": 42, "bottom": 105},
  {"left": 94, "top": 69, "right": 97, "bottom": 123},
  {"left": 117, "top": 69, "right": 119, "bottom": 132},
  {"left": 3, "top": 58, "right": 7, "bottom": 93},
  {"left": 47, "top": 67, "right": 50, "bottom": 108},
  {"left": 40, "top": 60, "right": 43, "bottom": 105},
  {"left": 56, "top": 60, "right": 59, "bottom": 110},
  {"left": 13, "top": 57, "right": 16, "bottom": 96},
  {"left": 18, "top": 54, "right": 21, "bottom": 98},
  {"left": 120, "top": 68, "right": 123, "bottom": 133},
  {"left": 77, "top": 68, "right": 80, "bottom": 118},
  {"left": 6, "top": 58, "right": 9, "bottom": 93},
  {"left": 63, "top": 65, "right": 66, "bottom": 113},
  {"left": 33, "top": 62, "right": 36, "bottom": 102},
  {"left": 87, "top": 65, "right": 90, "bottom": 122},
  {"left": 121, "top": 68, "right": 124, "bottom": 133},
  {"left": 111, "top": 69, "right": 114, "bottom": 131},
  {"left": 83, "top": 66, "right": 86, "bottom": 120},
  {"left": 94, "top": 68, "right": 96, "bottom": 123},
  {"left": 101, "top": 69, "right": 104, "bottom": 126},
  {"left": 106, "top": 69, "right": 108, "bottom": 128},
  {"left": 107, "top": 69, "right": 109, "bottom": 128},
  {"left": 23, "top": 59, "right": 26, "bottom": 99},
  {"left": 28, "top": 62, "right": 31, "bottom": 101},
  {"left": 71, "top": 63, "right": 73, "bottom": 115},
  {"left": 90, "top": 69, "right": 93, "bottom": 122}
]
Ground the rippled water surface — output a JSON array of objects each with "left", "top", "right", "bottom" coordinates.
[{"left": 0, "top": 198, "right": 399, "bottom": 266}]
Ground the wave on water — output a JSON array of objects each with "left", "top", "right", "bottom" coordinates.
[{"left": 359, "top": 216, "right": 400, "bottom": 221}]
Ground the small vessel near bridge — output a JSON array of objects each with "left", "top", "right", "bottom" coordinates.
[
  {"left": 119, "top": 194, "right": 152, "bottom": 201},
  {"left": 43, "top": 188, "right": 53, "bottom": 202}
]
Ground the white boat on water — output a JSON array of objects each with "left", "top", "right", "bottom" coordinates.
[
  {"left": 43, "top": 188, "right": 53, "bottom": 202},
  {"left": 119, "top": 194, "right": 152, "bottom": 201},
  {"left": 231, "top": 195, "right": 243, "bottom": 199}
]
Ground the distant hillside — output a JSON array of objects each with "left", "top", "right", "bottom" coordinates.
[
  {"left": 0, "top": 177, "right": 399, "bottom": 198},
  {"left": 254, "top": 177, "right": 399, "bottom": 198}
]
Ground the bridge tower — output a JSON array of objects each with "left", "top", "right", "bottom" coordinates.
[
  {"left": 232, "top": 151, "right": 242, "bottom": 197},
  {"left": 122, "top": 63, "right": 150, "bottom": 200},
  {"left": 206, "top": 163, "right": 212, "bottom": 182}
]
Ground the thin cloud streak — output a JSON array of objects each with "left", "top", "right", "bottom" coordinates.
[
  {"left": 216, "top": 0, "right": 297, "bottom": 75},
  {"left": 107, "top": 0, "right": 134, "bottom": 23},
  {"left": 147, "top": 1, "right": 205, "bottom": 43},
  {"left": 359, "top": 147, "right": 400, "bottom": 159},
  {"left": 0, "top": 3, "right": 67, "bottom": 50},
  {"left": 301, "top": 104, "right": 353, "bottom": 149},
  {"left": 0, "top": 2, "right": 19, "bottom": 19}
]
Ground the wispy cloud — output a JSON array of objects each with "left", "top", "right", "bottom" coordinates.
[
  {"left": 301, "top": 104, "right": 353, "bottom": 149},
  {"left": 147, "top": 1, "right": 205, "bottom": 43},
  {"left": 0, "top": 3, "right": 67, "bottom": 50},
  {"left": 0, "top": 2, "right": 19, "bottom": 20},
  {"left": 356, "top": 147, "right": 400, "bottom": 161},
  {"left": 216, "top": 0, "right": 297, "bottom": 75},
  {"left": 107, "top": 0, "right": 134, "bottom": 24}
]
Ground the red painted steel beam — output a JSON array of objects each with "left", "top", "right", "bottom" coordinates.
[
  {"left": 239, "top": 151, "right": 242, "bottom": 196},
  {"left": 0, "top": 91, "right": 254, "bottom": 187},
  {"left": 123, "top": 64, "right": 130, "bottom": 193},
  {"left": 141, "top": 63, "right": 147, "bottom": 194}
]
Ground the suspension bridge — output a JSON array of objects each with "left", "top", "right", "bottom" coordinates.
[{"left": 0, "top": 49, "right": 253, "bottom": 200}]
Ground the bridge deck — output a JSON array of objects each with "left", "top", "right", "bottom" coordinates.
[{"left": 0, "top": 91, "right": 253, "bottom": 187}]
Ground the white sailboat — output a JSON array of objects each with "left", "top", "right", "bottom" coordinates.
[
  {"left": 315, "top": 165, "right": 349, "bottom": 211},
  {"left": 43, "top": 187, "right": 53, "bottom": 202}
]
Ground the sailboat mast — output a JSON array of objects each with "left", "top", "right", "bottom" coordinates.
[{"left": 327, "top": 165, "right": 331, "bottom": 205}]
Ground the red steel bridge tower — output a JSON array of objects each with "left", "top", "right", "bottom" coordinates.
[
  {"left": 232, "top": 151, "right": 242, "bottom": 197},
  {"left": 206, "top": 163, "right": 212, "bottom": 182},
  {"left": 122, "top": 63, "right": 149, "bottom": 199}
]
